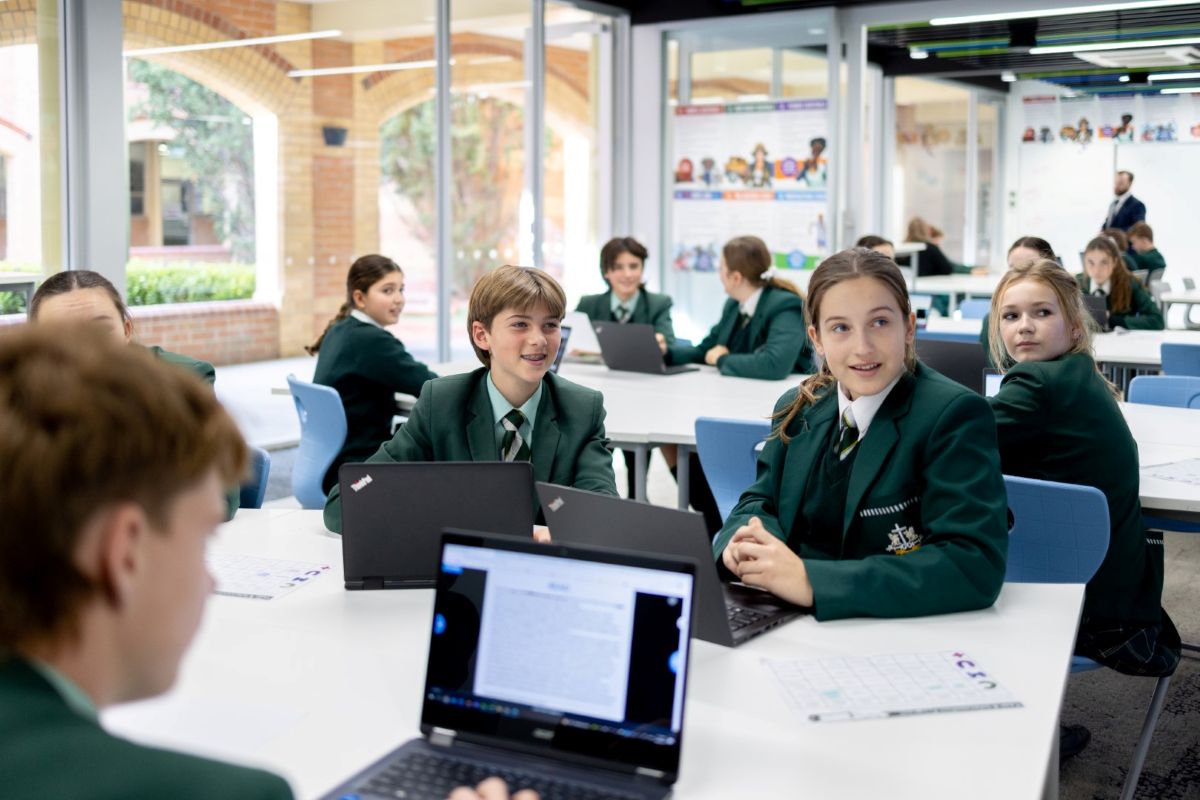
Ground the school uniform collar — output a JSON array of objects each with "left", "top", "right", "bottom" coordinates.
[
  {"left": 467, "top": 369, "right": 562, "bottom": 483},
  {"left": 835, "top": 374, "right": 903, "bottom": 440},
  {"left": 609, "top": 288, "right": 640, "bottom": 318},
  {"left": 349, "top": 309, "right": 382, "bottom": 328},
  {"left": 1095, "top": 280, "right": 1112, "bottom": 296},
  {"left": 27, "top": 659, "right": 98, "bottom": 723},
  {"left": 740, "top": 286, "right": 765, "bottom": 318},
  {"left": 485, "top": 371, "right": 542, "bottom": 450}
]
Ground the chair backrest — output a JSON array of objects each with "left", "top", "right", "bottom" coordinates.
[
  {"left": 1128, "top": 374, "right": 1200, "bottom": 409},
  {"left": 1160, "top": 342, "right": 1200, "bottom": 377},
  {"left": 1003, "top": 475, "right": 1110, "bottom": 584},
  {"left": 957, "top": 298, "right": 991, "bottom": 320},
  {"left": 694, "top": 417, "right": 772, "bottom": 522},
  {"left": 238, "top": 445, "right": 272, "bottom": 510},
  {"left": 287, "top": 374, "right": 348, "bottom": 509}
]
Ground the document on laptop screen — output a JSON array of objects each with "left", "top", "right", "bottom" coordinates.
[{"left": 436, "top": 544, "right": 691, "bottom": 736}]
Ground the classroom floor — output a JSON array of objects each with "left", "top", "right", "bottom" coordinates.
[{"left": 221, "top": 357, "right": 1200, "bottom": 799}]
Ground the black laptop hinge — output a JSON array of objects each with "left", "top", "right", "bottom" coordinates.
[{"left": 429, "top": 727, "right": 456, "bottom": 747}]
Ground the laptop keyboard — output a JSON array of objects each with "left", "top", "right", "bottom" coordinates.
[
  {"left": 345, "top": 751, "right": 641, "bottom": 800},
  {"left": 726, "top": 603, "right": 769, "bottom": 632}
]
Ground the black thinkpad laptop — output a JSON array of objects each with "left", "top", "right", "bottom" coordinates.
[
  {"left": 338, "top": 462, "right": 535, "bottom": 589},
  {"left": 593, "top": 322, "right": 698, "bottom": 375},
  {"left": 1081, "top": 293, "right": 1109, "bottom": 331},
  {"left": 320, "top": 530, "right": 698, "bottom": 800},
  {"left": 536, "top": 483, "right": 803, "bottom": 647}
]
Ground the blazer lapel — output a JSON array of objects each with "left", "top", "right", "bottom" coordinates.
[
  {"left": 746, "top": 287, "right": 772, "bottom": 346},
  {"left": 531, "top": 380, "right": 561, "bottom": 483},
  {"left": 841, "top": 373, "right": 916, "bottom": 533},
  {"left": 716, "top": 301, "right": 740, "bottom": 346},
  {"left": 778, "top": 392, "right": 838, "bottom": 535},
  {"left": 466, "top": 375, "right": 496, "bottom": 461}
]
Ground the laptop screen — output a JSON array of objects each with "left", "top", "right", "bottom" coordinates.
[
  {"left": 983, "top": 369, "right": 1003, "bottom": 397},
  {"left": 551, "top": 325, "right": 570, "bottom": 374},
  {"left": 422, "top": 533, "right": 695, "bottom": 775}
]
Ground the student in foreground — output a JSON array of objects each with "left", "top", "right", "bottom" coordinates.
[
  {"left": 323, "top": 265, "right": 617, "bottom": 532},
  {"left": 716, "top": 247, "right": 1008, "bottom": 620},
  {"left": 0, "top": 324, "right": 292, "bottom": 800},
  {"left": 27, "top": 270, "right": 240, "bottom": 520},
  {"left": 666, "top": 235, "right": 814, "bottom": 379},
  {"left": 1078, "top": 235, "right": 1164, "bottom": 330},
  {"left": 309, "top": 254, "right": 438, "bottom": 493},
  {"left": 987, "top": 259, "right": 1180, "bottom": 758}
]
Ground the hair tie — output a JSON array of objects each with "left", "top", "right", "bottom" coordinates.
[{"left": 762, "top": 266, "right": 779, "bottom": 280}]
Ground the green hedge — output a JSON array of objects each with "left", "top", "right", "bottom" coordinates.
[{"left": 0, "top": 261, "right": 256, "bottom": 314}]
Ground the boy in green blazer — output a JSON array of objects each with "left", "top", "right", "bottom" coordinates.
[
  {"left": 324, "top": 265, "right": 617, "bottom": 532},
  {"left": 575, "top": 236, "right": 676, "bottom": 347},
  {"left": 0, "top": 325, "right": 292, "bottom": 800},
  {"left": 666, "top": 236, "right": 814, "bottom": 379},
  {"left": 1127, "top": 222, "right": 1166, "bottom": 275}
]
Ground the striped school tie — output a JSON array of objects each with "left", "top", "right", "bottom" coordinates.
[
  {"left": 615, "top": 304, "right": 631, "bottom": 322},
  {"left": 836, "top": 407, "right": 859, "bottom": 461},
  {"left": 500, "top": 409, "right": 531, "bottom": 462}
]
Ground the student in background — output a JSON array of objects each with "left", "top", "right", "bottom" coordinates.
[
  {"left": 0, "top": 325, "right": 292, "bottom": 800},
  {"left": 717, "top": 248, "right": 1007, "bottom": 619},
  {"left": 986, "top": 259, "right": 1180, "bottom": 759},
  {"left": 904, "top": 217, "right": 973, "bottom": 277},
  {"left": 854, "top": 235, "right": 895, "bottom": 260},
  {"left": 1101, "top": 227, "right": 1139, "bottom": 272},
  {"left": 323, "top": 266, "right": 616, "bottom": 532},
  {"left": 28, "top": 270, "right": 240, "bottom": 520},
  {"left": 309, "top": 254, "right": 437, "bottom": 493},
  {"left": 1128, "top": 222, "right": 1166, "bottom": 275},
  {"left": 575, "top": 237, "right": 675, "bottom": 350},
  {"left": 980, "top": 236, "right": 1057, "bottom": 364},
  {"left": 666, "top": 235, "right": 813, "bottom": 379},
  {"left": 1078, "top": 235, "right": 1164, "bottom": 330}
]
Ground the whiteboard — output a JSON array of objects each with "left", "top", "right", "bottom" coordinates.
[{"left": 1015, "top": 142, "right": 1114, "bottom": 269}]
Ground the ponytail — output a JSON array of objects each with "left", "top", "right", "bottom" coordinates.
[
  {"left": 306, "top": 303, "right": 351, "bottom": 355},
  {"left": 766, "top": 275, "right": 803, "bottom": 298}
]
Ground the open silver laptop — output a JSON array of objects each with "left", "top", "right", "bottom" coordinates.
[{"left": 321, "top": 529, "right": 698, "bottom": 800}]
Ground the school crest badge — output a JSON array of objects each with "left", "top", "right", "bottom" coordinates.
[{"left": 886, "top": 523, "right": 922, "bottom": 554}]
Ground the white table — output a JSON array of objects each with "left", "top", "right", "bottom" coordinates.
[
  {"left": 104, "top": 510, "right": 1082, "bottom": 800},
  {"left": 1156, "top": 291, "right": 1200, "bottom": 330},
  {"left": 910, "top": 274, "right": 1001, "bottom": 315},
  {"left": 1122, "top": 402, "right": 1200, "bottom": 523}
]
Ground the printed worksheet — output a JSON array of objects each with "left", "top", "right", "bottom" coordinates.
[
  {"left": 1141, "top": 458, "right": 1200, "bottom": 486},
  {"left": 208, "top": 553, "right": 330, "bottom": 600},
  {"left": 764, "top": 650, "right": 1022, "bottom": 722}
]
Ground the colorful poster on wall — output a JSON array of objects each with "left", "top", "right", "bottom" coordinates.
[
  {"left": 670, "top": 99, "right": 829, "bottom": 274},
  {"left": 1021, "top": 92, "right": 1200, "bottom": 144}
]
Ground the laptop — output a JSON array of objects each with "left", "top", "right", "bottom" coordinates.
[
  {"left": 915, "top": 338, "right": 990, "bottom": 395},
  {"left": 561, "top": 310, "right": 602, "bottom": 360},
  {"left": 1184, "top": 277, "right": 1196, "bottom": 292},
  {"left": 593, "top": 322, "right": 699, "bottom": 375},
  {"left": 338, "top": 462, "right": 535, "bottom": 590},
  {"left": 535, "top": 483, "right": 803, "bottom": 647},
  {"left": 320, "top": 529, "right": 697, "bottom": 800},
  {"left": 1081, "top": 293, "right": 1109, "bottom": 331},
  {"left": 983, "top": 368, "right": 1003, "bottom": 398},
  {"left": 551, "top": 325, "right": 570, "bottom": 374}
]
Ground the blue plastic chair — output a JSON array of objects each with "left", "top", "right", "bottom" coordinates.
[
  {"left": 694, "top": 417, "right": 771, "bottom": 522},
  {"left": 1128, "top": 374, "right": 1200, "bottom": 409},
  {"left": 1160, "top": 342, "right": 1200, "bottom": 376},
  {"left": 957, "top": 298, "right": 991, "bottom": 319},
  {"left": 287, "top": 375, "right": 348, "bottom": 509},
  {"left": 238, "top": 445, "right": 272, "bottom": 510},
  {"left": 1004, "top": 475, "right": 1170, "bottom": 800}
]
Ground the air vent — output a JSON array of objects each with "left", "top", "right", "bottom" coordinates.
[{"left": 1076, "top": 46, "right": 1200, "bottom": 69}]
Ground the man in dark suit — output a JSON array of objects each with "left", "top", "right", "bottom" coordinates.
[{"left": 1101, "top": 170, "right": 1147, "bottom": 232}]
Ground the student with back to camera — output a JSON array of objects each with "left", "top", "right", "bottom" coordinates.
[
  {"left": 309, "top": 254, "right": 438, "bottom": 493},
  {"left": 716, "top": 247, "right": 1008, "bottom": 620},
  {"left": 986, "top": 259, "right": 1180, "bottom": 759}
]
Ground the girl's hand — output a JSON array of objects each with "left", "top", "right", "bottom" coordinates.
[
  {"left": 656, "top": 333, "right": 668, "bottom": 354},
  {"left": 726, "top": 517, "right": 814, "bottom": 607},
  {"left": 449, "top": 778, "right": 539, "bottom": 800},
  {"left": 705, "top": 345, "right": 730, "bottom": 365}
]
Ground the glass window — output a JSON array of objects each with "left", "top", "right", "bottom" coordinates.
[{"left": 977, "top": 100, "right": 1001, "bottom": 266}]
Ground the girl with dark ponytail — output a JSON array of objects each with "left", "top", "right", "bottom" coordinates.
[{"left": 311, "top": 254, "right": 437, "bottom": 493}]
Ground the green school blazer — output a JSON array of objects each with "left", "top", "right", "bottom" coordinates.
[
  {"left": 714, "top": 364, "right": 1008, "bottom": 621},
  {"left": 313, "top": 316, "right": 438, "bottom": 490},
  {"left": 575, "top": 287, "right": 676, "bottom": 343},
  {"left": 324, "top": 367, "right": 617, "bottom": 531},
  {"left": 145, "top": 345, "right": 239, "bottom": 520},
  {"left": 1074, "top": 272, "right": 1164, "bottom": 330},
  {"left": 989, "top": 352, "right": 1165, "bottom": 624},
  {"left": 0, "top": 657, "right": 293, "bottom": 800},
  {"left": 666, "top": 285, "right": 814, "bottom": 379},
  {"left": 1128, "top": 248, "right": 1166, "bottom": 273}
]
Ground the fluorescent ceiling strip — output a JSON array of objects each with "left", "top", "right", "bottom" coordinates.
[
  {"left": 1149, "top": 70, "right": 1200, "bottom": 80},
  {"left": 124, "top": 30, "right": 341, "bottom": 57},
  {"left": 1160, "top": 85, "right": 1200, "bottom": 93},
  {"left": 1030, "top": 35, "right": 1200, "bottom": 54},
  {"left": 931, "top": 0, "right": 1198, "bottom": 26},
  {"left": 288, "top": 59, "right": 447, "bottom": 78}
]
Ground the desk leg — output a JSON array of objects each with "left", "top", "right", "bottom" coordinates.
[
  {"left": 633, "top": 444, "right": 648, "bottom": 503},
  {"left": 676, "top": 444, "right": 692, "bottom": 511},
  {"left": 1043, "top": 723, "right": 1059, "bottom": 800}
]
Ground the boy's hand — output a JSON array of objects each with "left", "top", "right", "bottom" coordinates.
[
  {"left": 532, "top": 525, "right": 552, "bottom": 543},
  {"left": 656, "top": 333, "right": 668, "bottom": 354},
  {"left": 705, "top": 345, "right": 730, "bottom": 365},
  {"left": 449, "top": 777, "right": 539, "bottom": 800}
]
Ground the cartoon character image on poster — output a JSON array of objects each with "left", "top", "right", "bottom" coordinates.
[
  {"left": 1039, "top": 126, "right": 1053, "bottom": 143},
  {"left": 1192, "top": 123, "right": 1200, "bottom": 139},
  {"left": 1112, "top": 113, "right": 1135, "bottom": 141},
  {"left": 697, "top": 156, "right": 722, "bottom": 186},
  {"left": 724, "top": 155, "right": 748, "bottom": 184},
  {"left": 1059, "top": 124, "right": 1077, "bottom": 142},
  {"left": 1076, "top": 118, "right": 1093, "bottom": 144},
  {"left": 797, "top": 137, "right": 828, "bottom": 187},
  {"left": 746, "top": 143, "right": 773, "bottom": 188},
  {"left": 1142, "top": 123, "right": 1177, "bottom": 142},
  {"left": 674, "top": 158, "right": 694, "bottom": 183},
  {"left": 1022, "top": 127, "right": 1036, "bottom": 142}
]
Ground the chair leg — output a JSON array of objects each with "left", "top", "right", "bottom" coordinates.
[
  {"left": 1118, "top": 675, "right": 1172, "bottom": 800},
  {"left": 1181, "top": 642, "right": 1200, "bottom": 653}
]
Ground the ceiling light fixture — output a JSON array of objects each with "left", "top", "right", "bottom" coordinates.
[
  {"left": 1159, "top": 85, "right": 1200, "bottom": 93},
  {"left": 1149, "top": 70, "right": 1200, "bottom": 81},
  {"left": 289, "top": 59, "right": 449, "bottom": 78},
  {"left": 931, "top": 0, "right": 1199, "bottom": 26},
  {"left": 1001, "top": 71, "right": 1018, "bottom": 81},
  {"left": 125, "top": 29, "right": 341, "bottom": 58},
  {"left": 909, "top": 49, "right": 929, "bottom": 59},
  {"left": 1029, "top": 35, "right": 1200, "bottom": 55}
]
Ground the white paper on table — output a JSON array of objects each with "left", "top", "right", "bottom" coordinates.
[
  {"left": 764, "top": 650, "right": 1022, "bottom": 723},
  {"left": 208, "top": 553, "right": 330, "bottom": 600},
  {"left": 1141, "top": 458, "right": 1200, "bottom": 486}
]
